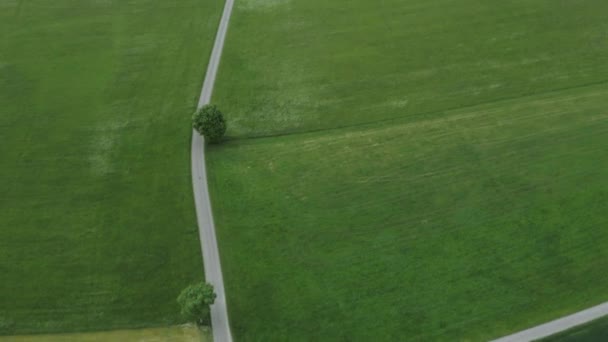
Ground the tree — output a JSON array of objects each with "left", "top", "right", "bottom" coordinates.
[
  {"left": 192, "top": 104, "right": 226, "bottom": 144},
  {"left": 177, "top": 281, "right": 217, "bottom": 325}
]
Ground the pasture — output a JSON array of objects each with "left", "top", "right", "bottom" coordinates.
[
  {"left": 208, "top": 0, "right": 608, "bottom": 340},
  {"left": 0, "top": 0, "right": 221, "bottom": 334}
]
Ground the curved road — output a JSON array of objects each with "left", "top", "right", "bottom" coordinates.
[{"left": 191, "top": 0, "right": 234, "bottom": 341}]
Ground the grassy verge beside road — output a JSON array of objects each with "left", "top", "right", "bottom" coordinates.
[{"left": 539, "top": 315, "right": 608, "bottom": 342}]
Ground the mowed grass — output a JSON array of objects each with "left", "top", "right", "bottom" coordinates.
[
  {"left": 214, "top": 0, "right": 608, "bottom": 137},
  {"left": 539, "top": 315, "right": 608, "bottom": 342},
  {"left": 0, "top": 0, "right": 221, "bottom": 334},
  {"left": 208, "top": 85, "right": 608, "bottom": 340},
  {"left": 207, "top": 0, "right": 608, "bottom": 340}
]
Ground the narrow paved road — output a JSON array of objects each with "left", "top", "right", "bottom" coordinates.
[
  {"left": 491, "top": 301, "right": 608, "bottom": 342},
  {"left": 191, "top": 0, "right": 234, "bottom": 341}
]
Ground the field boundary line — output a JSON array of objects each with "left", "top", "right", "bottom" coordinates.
[
  {"left": 191, "top": 0, "right": 234, "bottom": 341},
  {"left": 491, "top": 302, "right": 608, "bottom": 342}
]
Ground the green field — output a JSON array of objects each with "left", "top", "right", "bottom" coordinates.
[
  {"left": 539, "top": 315, "right": 608, "bottom": 342},
  {"left": 0, "top": 0, "right": 221, "bottom": 334},
  {"left": 208, "top": 0, "right": 608, "bottom": 340}
]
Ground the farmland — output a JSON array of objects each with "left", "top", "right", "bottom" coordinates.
[
  {"left": 214, "top": 0, "right": 608, "bottom": 138},
  {"left": 208, "top": 0, "right": 608, "bottom": 340},
  {"left": 0, "top": 0, "right": 221, "bottom": 334}
]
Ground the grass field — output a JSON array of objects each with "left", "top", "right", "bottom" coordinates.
[
  {"left": 539, "top": 315, "right": 608, "bottom": 342},
  {"left": 0, "top": 0, "right": 221, "bottom": 334},
  {"left": 215, "top": 0, "right": 608, "bottom": 138},
  {"left": 207, "top": 0, "right": 608, "bottom": 340}
]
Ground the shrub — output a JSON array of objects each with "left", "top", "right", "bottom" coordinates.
[
  {"left": 192, "top": 104, "right": 226, "bottom": 144},
  {"left": 177, "top": 281, "right": 217, "bottom": 325}
]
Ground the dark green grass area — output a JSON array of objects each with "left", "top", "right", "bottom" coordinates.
[
  {"left": 214, "top": 0, "right": 608, "bottom": 138},
  {"left": 0, "top": 0, "right": 221, "bottom": 334},
  {"left": 208, "top": 85, "right": 608, "bottom": 341},
  {"left": 539, "top": 315, "right": 608, "bottom": 342}
]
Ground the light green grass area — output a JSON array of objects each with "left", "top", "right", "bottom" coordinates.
[
  {"left": 214, "top": 0, "right": 608, "bottom": 138},
  {"left": 539, "top": 315, "right": 608, "bottom": 342},
  {"left": 0, "top": 325, "right": 210, "bottom": 342},
  {"left": 208, "top": 0, "right": 608, "bottom": 340},
  {"left": 0, "top": 0, "right": 221, "bottom": 335}
]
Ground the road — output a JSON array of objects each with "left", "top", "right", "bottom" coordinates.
[
  {"left": 191, "top": 0, "right": 234, "bottom": 341},
  {"left": 491, "top": 301, "right": 608, "bottom": 342}
]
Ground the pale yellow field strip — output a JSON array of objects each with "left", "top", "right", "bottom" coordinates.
[{"left": 0, "top": 325, "right": 210, "bottom": 342}]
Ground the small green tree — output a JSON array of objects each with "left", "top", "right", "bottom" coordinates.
[
  {"left": 177, "top": 282, "right": 217, "bottom": 325},
  {"left": 192, "top": 104, "right": 226, "bottom": 144}
]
